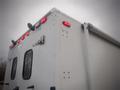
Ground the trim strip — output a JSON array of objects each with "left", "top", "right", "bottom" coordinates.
[{"left": 87, "top": 23, "right": 120, "bottom": 48}]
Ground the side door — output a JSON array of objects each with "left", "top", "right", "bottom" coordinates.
[
  {"left": 3, "top": 56, "right": 18, "bottom": 90},
  {"left": 10, "top": 57, "right": 19, "bottom": 90},
  {"left": 55, "top": 16, "right": 88, "bottom": 90},
  {"left": 21, "top": 49, "right": 35, "bottom": 90},
  {"left": 31, "top": 34, "right": 57, "bottom": 90}
]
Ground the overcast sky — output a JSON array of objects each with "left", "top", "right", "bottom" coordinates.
[{"left": 0, "top": 0, "right": 120, "bottom": 59}]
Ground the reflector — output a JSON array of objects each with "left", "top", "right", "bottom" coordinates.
[
  {"left": 25, "top": 31, "right": 30, "bottom": 36},
  {"left": 62, "top": 21, "right": 71, "bottom": 27},
  {"left": 17, "top": 39, "right": 21, "bottom": 44},
  {"left": 40, "top": 17, "right": 47, "bottom": 24},
  {"left": 21, "top": 35, "right": 25, "bottom": 40},
  {"left": 35, "top": 22, "right": 40, "bottom": 28}
]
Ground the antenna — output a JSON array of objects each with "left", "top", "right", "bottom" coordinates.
[
  {"left": 27, "top": 23, "right": 35, "bottom": 31},
  {"left": 11, "top": 40, "right": 16, "bottom": 45}
]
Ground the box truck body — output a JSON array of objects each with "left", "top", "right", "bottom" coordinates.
[{"left": 3, "top": 8, "right": 120, "bottom": 90}]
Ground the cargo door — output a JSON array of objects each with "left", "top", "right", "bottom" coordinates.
[
  {"left": 86, "top": 24, "right": 120, "bottom": 90},
  {"left": 3, "top": 49, "right": 19, "bottom": 90},
  {"left": 30, "top": 22, "right": 58, "bottom": 90},
  {"left": 22, "top": 49, "right": 35, "bottom": 90},
  {"left": 22, "top": 11, "right": 58, "bottom": 90},
  {"left": 55, "top": 14, "right": 87, "bottom": 90}
]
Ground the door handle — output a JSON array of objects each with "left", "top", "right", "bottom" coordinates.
[
  {"left": 27, "top": 85, "right": 34, "bottom": 89},
  {"left": 50, "top": 86, "right": 56, "bottom": 90},
  {"left": 13, "top": 86, "right": 19, "bottom": 90},
  {"left": 0, "top": 82, "right": 9, "bottom": 85},
  {"left": 4, "top": 83, "right": 9, "bottom": 85}
]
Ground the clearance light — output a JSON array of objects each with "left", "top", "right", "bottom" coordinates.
[
  {"left": 17, "top": 39, "right": 21, "bottom": 44},
  {"left": 35, "top": 22, "right": 40, "bottom": 28},
  {"left": 25, "top": 31, "right": 30, "bottom": 36},
  {"left": 40, "top": 17, "right": 47, "bottom": 24},
  {"left": 21, "top": 31, "right": 30, "bottom": 40},
  {"left": 17, "top": 31, "right": 30, "bottom": 45},
  {"left": 31, "top": 26, "right": 35, "bottom": 31},
  {"left": 62, "top": 21, "right": 71, "bottom": 27},
  {"left": 21, "top": 35, "right": 25, "bottom": 40}
]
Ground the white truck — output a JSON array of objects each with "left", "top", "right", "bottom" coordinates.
[{"left": 3, "top": 8, "right": 120, "bottom": 90}]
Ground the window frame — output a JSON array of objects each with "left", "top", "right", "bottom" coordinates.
[
  {"left": 11, "top": 57, "right": 18, "bottom": 80},
  {"left": 22, "top": 49, "right": 33, "bottom": 80}
]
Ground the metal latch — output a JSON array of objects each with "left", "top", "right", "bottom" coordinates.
[
  {"left": 13, "top": 86, "right": 19, "bottom": 90},
  {"left": 50, "top": 86, "right": 56, "bottom": 90},
  {"left": 27, "top": 85, "right": 34, "bottom": 89}
]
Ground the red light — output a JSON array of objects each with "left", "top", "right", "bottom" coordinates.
[
  {"left": 62, "top": 21, "right": 71, "bottom": 27},
  {"left": 40, "top": 17, "right": 47, "bottom": 24},
  {"left": 25, "top": 31, "right": 30, "bottom": 36},
  {"left": 21, "top": 35, "right": 25, "bottom": 40},
  {"left": 20, "top": 31, "right": 30, "bottom": 41},
  {"left": 17, "top": 39, "right": 21, "bottom": 44},
  {"left": 17, "top": 31, "right": 30, "bottom": 45},
  {"left": 35, "top": 22, "right": 40, "bottom": 28}
]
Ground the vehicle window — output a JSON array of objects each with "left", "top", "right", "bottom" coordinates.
[
  {"left": 23, "top": 49, "right": 33, "bottom": 80},
  {"left": 11, "top": 57, "right": 17, "bottom": 80}
]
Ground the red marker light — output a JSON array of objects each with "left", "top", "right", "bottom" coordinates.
[
  {"left": 21, "top": 35, "right": 25, "bottom": 40},
  {"left": 62, "top": 21, "right": 71, "bottom": 27},
  {"left": 17, "top": 31, "right": 30, "bottom": 45},
  {"left": 17, "top": 39, "right": 21, "bottom": 44},
  {"left": 35, "top": 22, "right": 40, "bottom": 28},
  {"left": 25, "top": 31, "right": 30, "bottom": 36},
  {"left": 40, "top": 17, "right": 47, "bottom": 24},
  {"left": 21, "top": 31, "right": 30, "bottom": 40}
]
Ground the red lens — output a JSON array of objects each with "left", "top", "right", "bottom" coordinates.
[
  {"left": 17, "top": 39, "right": 21, "bottom": 44},
  {"left": 40, "top": 17, "right": 47, "bottom": 24},
  {"left": 35, "top": 22, "right": 40, "bottom": 28},
  {"left": 21, "top": 35, "right": 25, "bottom": 40},
  {"left": 25, "top": 31, "right": 30, "bottom": 36},
  {"left": 62, "top": 21, "right": 71, "bottom": 27}
]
